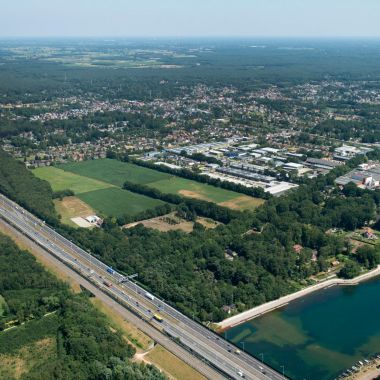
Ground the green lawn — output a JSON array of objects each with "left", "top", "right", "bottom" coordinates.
[
  {"left": 33, "top": 166, "right": 112, "bottom": 194},
  {"left": 59, "top": 159, "right": 171, "bottom": 187},
  {"left": 77, "top": 187, "right": 165, "bottom": 218}
]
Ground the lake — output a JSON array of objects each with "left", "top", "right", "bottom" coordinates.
[{"left": 227, "top": 277, "right": 380, "bottom": 380}]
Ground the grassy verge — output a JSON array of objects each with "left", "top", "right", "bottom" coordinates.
[
  {"left": 90, "top": 298, "right": 153, "bottom": 351},
  {"left": 145, "top": 345, "right": 207, "bottom": 380}
]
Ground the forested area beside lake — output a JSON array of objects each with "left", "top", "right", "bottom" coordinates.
[{"left": 0, "top": 233, "right": 166, "bottom": 380}]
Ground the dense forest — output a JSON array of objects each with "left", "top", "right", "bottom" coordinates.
[
  {"left": 2, "top": 39, "right": 380, "bottom": 104},
  {"left": 0, "top": 233, "right": 166, "bottom": 380},
  {"left": 0, "top": 150, "right": 58, "bottom": 223}
]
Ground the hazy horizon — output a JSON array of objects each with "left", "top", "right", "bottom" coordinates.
[{"left": 1, "top": 0, "right": 380, "bottom": 38}]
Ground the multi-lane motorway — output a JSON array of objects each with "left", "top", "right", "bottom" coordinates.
[{"left": 0, "top": 193, "right": 285, "bottom": 380}]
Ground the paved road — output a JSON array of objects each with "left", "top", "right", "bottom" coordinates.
[{"left": 0, "top": 193, "right": 285, "bottom": 380}]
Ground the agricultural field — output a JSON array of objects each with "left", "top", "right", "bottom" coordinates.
[
  {"left": 150, "top": 177, "right": 264, "bottom": 209},
  {"left": 33, "top": 165, "right": 165, "bottom": 220},
  {"left": 33, "top": 166, "right": 112, "bottom": 194},
  {"left": 77, "top": 187, "right": 164, "bottom": 218},
  {"left": 59, "top": 159, "right": 171, "bottom": 187},
  {"left": 59, "top": 159, "right": 264, "bottom": 211}
]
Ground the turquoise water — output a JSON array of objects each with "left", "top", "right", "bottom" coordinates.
[{"left": 227, "top": 277, "right": 380, "bottom": 380}]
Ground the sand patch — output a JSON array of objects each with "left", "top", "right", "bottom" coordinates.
[
  {"left": 178, "top": 190, "right": 213, "bottom": 202},
  {"left": 218, "top": 195, "right": 265, "bottom": 211}
]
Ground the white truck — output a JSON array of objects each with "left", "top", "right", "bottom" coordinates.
[{"left": 145, "top": 292, "right": 155, "bottom": 301}]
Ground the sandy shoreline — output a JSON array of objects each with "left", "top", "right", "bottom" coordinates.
[{"left": 218, "top": 265, "right": 380, "bottom": 329}]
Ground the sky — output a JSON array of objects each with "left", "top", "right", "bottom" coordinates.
[{"left": 1, "top": 0, "right": 380, "bottom": 38}]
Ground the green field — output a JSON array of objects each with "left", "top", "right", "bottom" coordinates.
[
  {"left": 33, "top": 166, "right": 112, "bottom": 194},
  {"left": 59, "top": 159, "right": 171, "bottom": 187},
  {"left": 149, "top": 177, "right": 243, "bottom": 203},
  {"left": 59, "top": 159, "right": 263, "bottom": 210},
  {"left": 33, "top": 165, "right": 165, "bottom": 219},
  {"left": 77, "top": 188, "right": 164, "bottom": 218}
]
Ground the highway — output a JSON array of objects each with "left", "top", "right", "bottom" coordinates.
[{"left": 0, "top": 193, "right": 285, "bottom": 380}]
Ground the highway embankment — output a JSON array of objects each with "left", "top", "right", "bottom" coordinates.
[{"left": 218, "top": 265, "right": 380, "bottom": 329}]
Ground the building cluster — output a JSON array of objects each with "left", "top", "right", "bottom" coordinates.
[
  {"left": 336, "top": 162, "right": 380, "bottom": 190},
  {"left": 144, "top": 139, "right": 376, "bottom": 197}
]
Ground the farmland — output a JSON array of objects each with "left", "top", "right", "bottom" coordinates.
[
  {"left": 59, "top": 159, "right": 263, "bottom": 211},
  {"left": 77, "top": 187, "right": 164, "bottom": 218},
  {"left": 33, "top": 165, "right": 165, "bottom": 220},
  {"left": 33, "top": 166, "right": 112, "bottom": 194},
  {"left": 150, "top": 177, "right": 265, "bottom": 209},
  {"left": 34, "top": 159, "right": 263, "bottom": 225},
  {"left": 59, "top": 159, "right": 171, "bottom": 187}
]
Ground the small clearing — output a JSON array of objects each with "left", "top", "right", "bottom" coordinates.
[
  {"left": 0, "top": 337, "right": 56, "bottom": 380},
  {"left": 197, "top": 217, "right": 220, "bottom": 229},
  {"left": 54, "top": 196, "right": 95, "bottom": 227},
  {"left": 218, "top": 195, "right": 265, "bottom": 210},
  {"left": 124, "top": 213, "right": 219, "bottom": 233}
]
